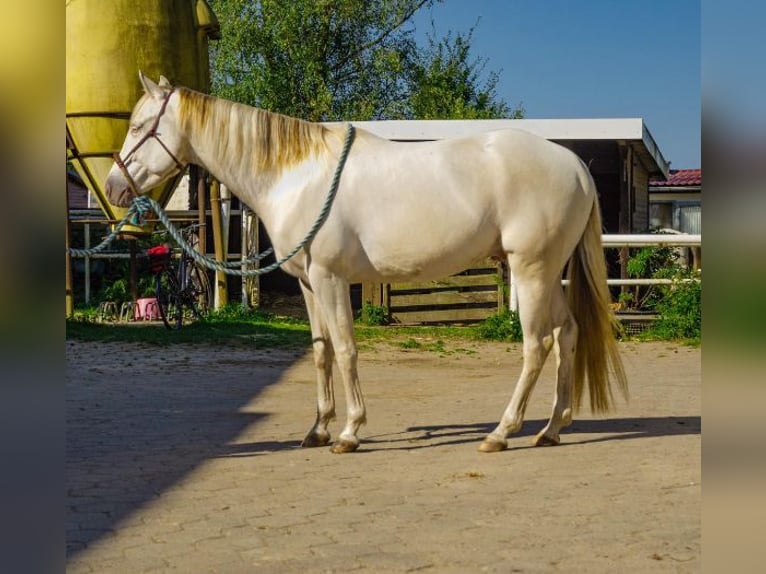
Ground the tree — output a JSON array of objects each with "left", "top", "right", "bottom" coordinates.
[
  {"left": 409, "top": 26, "right": 524, "bottom": 119},
  {"left": 210, "top": 0, "right": 429, "bottom": 121},
  {"left": 209, "top": 0, "right": 520, "bottom": 121}
]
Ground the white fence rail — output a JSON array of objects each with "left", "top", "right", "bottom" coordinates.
[
  {"left": 510, "top": 234, "right": 701, "bottom": 310},
  {"left": 601, "top": 234, "right": 701, "bottom": 247}
]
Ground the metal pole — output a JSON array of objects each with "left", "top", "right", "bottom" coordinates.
[
  {"left": 84, "top": 223, "right": 91, "bottom": 305},
  {"left": 209, "top": 178, "right": 228, "bottom": 308},
  {"left": 65, "top": 187, "right": 74, "bottom": 317},
  {"left": 129, "top": 239, "right": 138, "bottom": 307},
  {"left": 241, "top": 206, "right": 249, "bottom": 308},
  {"left": 195, "top": 166, "right": 207, "bottom": 256},
  {"left": 601, "top": 234, "right": 701, "bottom": 246},
  {"left": 248, "top": 209, "right": 261, "bottom": 308}
]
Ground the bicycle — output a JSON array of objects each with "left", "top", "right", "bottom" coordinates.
[{"left": 146, "top": 224, "right": 212, "bottom": 330}]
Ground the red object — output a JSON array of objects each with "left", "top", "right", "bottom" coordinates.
[
  {"left": 147, "top": 244, "right": 171, "bottom": 273},
  {"left": 649, "top": 169, "right": 701, "bottom": 187}
]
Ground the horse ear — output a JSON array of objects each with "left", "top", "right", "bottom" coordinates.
[
  {"left": 158, "top": 75, "right": 173, "bottom": 89},
  {"left": 138, "top": 70, "right": 164, "bottom": 99}
]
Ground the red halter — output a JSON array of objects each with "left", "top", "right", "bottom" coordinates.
[{"left": 113, "top": 88, "right": 186, "bottom": 195}]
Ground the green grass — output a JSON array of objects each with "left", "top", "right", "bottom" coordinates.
[
  {"left": 66, "top": 306, "right": 312, "bottom": 348},
  {"left": 67, "top": 305, "right": 495, "bottom": 350},
  {"left": 67, "top": 304, "right": 701, "bottom": 348}
]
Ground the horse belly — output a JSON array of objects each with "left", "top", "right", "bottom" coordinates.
[{"left": 352, "top": 216, "right": 500, "bottom": 283}]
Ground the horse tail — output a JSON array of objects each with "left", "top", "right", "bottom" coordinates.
[{"left": 567, "top": 196, "right": 628, "bottom": 414}]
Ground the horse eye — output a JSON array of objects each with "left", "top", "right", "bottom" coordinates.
[{"left": 129, "top": 126, "right": 140, "bottom": 136}]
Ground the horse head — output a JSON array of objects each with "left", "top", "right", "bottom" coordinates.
[{"left": 104, "top": 71, "right": 188, "bottom": 206}]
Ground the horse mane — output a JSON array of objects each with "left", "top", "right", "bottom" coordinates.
[{"left": 176, "top": 87, "right": 329, "bottom": 175}]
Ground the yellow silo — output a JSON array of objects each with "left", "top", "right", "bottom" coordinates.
[{"left": 66, "top": 0, "right": 220, "bottom": 233}]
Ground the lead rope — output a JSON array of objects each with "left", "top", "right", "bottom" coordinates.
[{"left": 68, "top": 124, "right": 355, "bottom": 277}]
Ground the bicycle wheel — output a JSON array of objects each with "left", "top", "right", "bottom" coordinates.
[
  {"left": 186, "top": 263, "right": 212, "bottom": 319},
  {"left": 155, "top": 268, "right": 183, "bottom": 330}
]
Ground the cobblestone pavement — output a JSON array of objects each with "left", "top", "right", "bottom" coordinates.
[{"left": 66, "top": 340, "right": 700, "bottom": 573}]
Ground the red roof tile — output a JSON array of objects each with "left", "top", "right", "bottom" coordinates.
[{"left": 650, "top": 169, "right": 701, "bottom": 187}]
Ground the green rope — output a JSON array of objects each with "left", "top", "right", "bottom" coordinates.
[
  {"left": 67, "top": 200, "right": 153, "bottom": 258},
  {"left": 68, "top": 124, "right": 356, "bottom": 278}
]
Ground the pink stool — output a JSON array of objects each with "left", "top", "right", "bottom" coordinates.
[{"left": 134, "top": 297, "right": 160, "bottom": 321}]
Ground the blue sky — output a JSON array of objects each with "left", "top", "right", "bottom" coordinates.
[{"left": 412, "top": 0, "right": 701, "bottom": 169}]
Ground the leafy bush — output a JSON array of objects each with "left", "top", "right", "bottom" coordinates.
[
  {"left": 358, "top": 302, "right": 389, "bottom": 326},
  {"left": 203, "top": 303, "right": 302, "bottom": 325},
  {"left": 101, "top": 277, "right": 130, "bottom": 303},
  {"left": 625, "top": 245, "right": 679, "bottom": 310},
  {"left": 206, "top": 303, "right": 262, "bottom": 322},
  {"left": 626, "top": 245, "right": 701, "bottom": 341},
  {"left": 474, "top": 308, "right": 523, "bottom": 342},
  {"left": 645, "top": 268, "right": 702, "bottom": 340}
]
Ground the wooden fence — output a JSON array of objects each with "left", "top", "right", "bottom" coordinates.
[
  {"left": 362, "top": 259, "right": 506, "bottom": 325},
  {"left": 362, "top": 235, "right": 702, "bottom": 326}
]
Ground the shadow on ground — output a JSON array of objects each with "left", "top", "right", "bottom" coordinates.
[
  {"left": 357, "top": 416, "right": 701, "bottom": 451},
  {"left": 66, "top": 345, "right": 306, "bottom": 558},
  {"left": 214, "top": 415, "right": 700, "bottom": 456}
]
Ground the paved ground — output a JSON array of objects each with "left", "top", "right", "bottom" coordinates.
[{"left": 66, "top": 339, "right": 700, "bottom": 573}]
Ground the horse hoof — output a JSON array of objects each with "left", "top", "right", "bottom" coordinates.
[
  {"left": 533, "top": 432, "right": 560, "bottom": 447},
  {"left": 478, "top": 438, "right": 507, "bottom": 453},
  {"left": 330, "top": 440, "right": 359, "bottom": 454},
  {"left": 301, "top": 432, "right": 330, "bottom": 448}
]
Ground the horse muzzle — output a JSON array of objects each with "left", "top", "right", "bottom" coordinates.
[
  {"left": 104, "top": 169, "right": 137, "bottom": 207},
  {"left": 105, "top": 151, "right": 145, "bottom": 207}
]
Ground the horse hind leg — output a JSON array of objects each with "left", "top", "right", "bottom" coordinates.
[
  {"left": 480, "top": 273, "right": 555, "bottom": 452},
  {"left": 533, "top": 285, "right": 576, "bottom": 447},
  {"left": 299, "top": 281, "right": 336, "bottom": 448}
]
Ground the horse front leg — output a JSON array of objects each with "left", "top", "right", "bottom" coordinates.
[
  {"left": 299, "top": 281, "right": 335, "bottom": 448},
  {"left": 308, "top": 267, "right": 366, "bottom": 453}
]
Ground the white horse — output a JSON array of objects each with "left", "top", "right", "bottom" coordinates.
[{"left": 106, "top": 73, "right": 627, "bottom": 453}]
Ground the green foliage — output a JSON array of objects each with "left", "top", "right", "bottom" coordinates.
[
  {"left": 203, "top": 303, "right": 309, "bottom": 328},
  {"left": 395, "top": 337, "right": 451, "bottom": 354},
  {"left": 398, "top": 337, "right": 422, "bottom": 349},
  {"left": 644, "top": 269, "right": 702, "bottom": 341},
  {"left": 625, "top": 245, "right": 679, "bottom": 310},
  {"left": 205, "top": 303, "right": 268, "bottom": 322},
  {"left": 626, "top": 245, "right": 677, "bottom": 278},
  {"left": 358, "top": 302, "right": 390, "bottom": 326},
  {"left": 101, "top": 277, "right": 129, "bottom": 303},
  {"left": 474, "top": 308, "right": 523, "bottom": 342},
  {"left": 617, "top": 290, "right": 634, "bottom": 307},
  {"left": 626, "top": 245, "right": 701, "bottom": 341},
  {"left": 409, "top": 27, "right": 523, "bottom": 119},
  {"left": 99, "top": 276, "right": 155, "bottom": 303},
  {"left": 211, "top": 0, "right": 424, "bottom": 120},
  {"left": 69, "top": 307, "right": 101, "bottom": 324},
  {"left": 209, "top": 0, "right": 517, "bottom": 121}
]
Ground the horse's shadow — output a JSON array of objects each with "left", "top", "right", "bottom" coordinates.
[
  {"left": 222, "top": 415, "right": 700, "bottom": 455},
  {"left": 371, "top": 415, "right": 701, "bottom": 451}
]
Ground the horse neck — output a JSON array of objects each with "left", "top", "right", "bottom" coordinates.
[{"left": 176, "top": 89, "right": 330, "bottom": 210}]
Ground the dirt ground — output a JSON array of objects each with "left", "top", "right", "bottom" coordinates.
[{"left": 66, "top": 338, "right": 700, "bottom": 573}]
